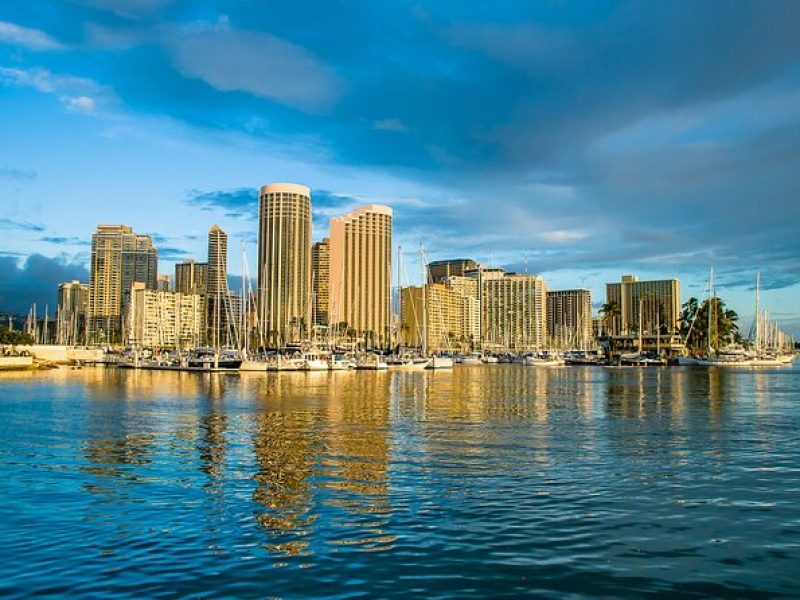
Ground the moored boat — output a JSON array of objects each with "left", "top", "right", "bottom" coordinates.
[{"left": 426, "top": 355, "right": 454, "bottom": 369}]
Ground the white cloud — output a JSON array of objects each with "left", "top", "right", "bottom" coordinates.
[
  {"left": 0, "top": 66, "right": 110, "bottom": 114},
  {"left": 166, "top": 19, "right": 341, "bottom": 113},
  {"left": 537, "top": 229, "right": 588, "bottom": 243},
  {"left": 66, "top": 95, "right": 97, "bottom": 112},
  {"left": 0, "top": 21, "right": 63, "bottom": 51}
]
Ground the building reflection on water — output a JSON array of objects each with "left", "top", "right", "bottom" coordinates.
[
  {"left": 252, "top": 407, "right": 318, "bottom": 557},
  {"left": 322, "top": 373, "right": 394, "bottom": 551},
  {"left": 4, "top": 363, "right": 790, "bottom": 565}
]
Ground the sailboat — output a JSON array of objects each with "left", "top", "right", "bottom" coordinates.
[
  {"left": 696, "top": 268, "right": 750, "bottom": 367},
  {"left": 748, "top": 273, "right": 784, "bottom": 367}
]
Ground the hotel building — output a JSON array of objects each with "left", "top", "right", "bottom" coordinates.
[
  {"left": 605, "top": 275, "right": 681, "bottom": 335},
  {"left": 258, "top": 183, "right": 312, "bottom": 346},
  {"left": 329, "top": 205, "right": 393, "bottom": 348}
]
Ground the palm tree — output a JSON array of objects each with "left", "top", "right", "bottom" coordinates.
[
  {"left": 599, "top": 301, "right": 620, "bottom": 336},
  {"left": 680, "top": 296, "right": 739, "bottom": 354}
]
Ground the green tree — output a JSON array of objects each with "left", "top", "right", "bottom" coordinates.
[
  {"left": 680, "top": 296, "right": 739, "bottom": 354},
  {"left": 0, "top": 327, "right": 34, "bottom": 345}
]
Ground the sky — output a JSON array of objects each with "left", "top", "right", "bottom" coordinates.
[{"left": 1, "top": 0, "right": 799, "bottom": 335}]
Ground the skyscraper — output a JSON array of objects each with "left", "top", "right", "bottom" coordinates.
[
  {"left": 207, "top": 225, "right": 229, "bottom": 348},
  {"left": 88, "top": 224, "right": 157, "bottom": 343},
  {"left": 311, "top": 238, "right": 330, "bottom": 326},
  {"left": 329, "top": 204, "right": 393, "bottom": 348},
  {"left": 258, "top": 183, "right": 312, "bottom": 347}
]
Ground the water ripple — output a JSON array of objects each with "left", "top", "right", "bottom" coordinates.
[{"left": 0, "top": 366, "right": 798, "bottom": 597}]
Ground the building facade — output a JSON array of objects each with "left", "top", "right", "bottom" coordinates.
[
  {"left": 428, "top": 258, "right": 479, "bottom": 283},
  {"left": 605, "top": 275, "right": 681, "bottom": 335},
  {"left": 547, "top": 289, "right": 592, "bottom": 349},
  {"left": 311, "top": 238, "right": 330, "bottom": 326},
  {"left": 88, "top": 224, "right": 157, "bottom": 344},
  {"left": 258, "top": 183, "right": 312, "bottom": 347},
  {"left": 174, "top": 260, "right": 208, "bottom": 296},
  {"left": 56, "top": 280, "right": 89, "bottom": 345},
  {"left": 126, "top": 282, "right": 204, "bottom": 349},
  {"left": 400, "top": 283, "right": 466, "bottom": 353},
  {"left": 329, "top": 205, "right": 393, "bottom": 348},
  {"left": 445, "top": 275, "right": 480, "bottom": 346},
  {"left": 481, "top": 274, "right": 547, "bottom": 351}
]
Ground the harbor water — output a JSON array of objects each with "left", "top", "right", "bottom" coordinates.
[{"left": 0, "top": 365, "right": 798, "bottom": 597}]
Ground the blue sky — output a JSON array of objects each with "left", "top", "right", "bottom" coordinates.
[{"left": 1, "top": 0, "right": 799, "bottom": 334}]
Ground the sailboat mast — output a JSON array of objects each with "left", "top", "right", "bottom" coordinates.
[
  {"left": 397, "top": 245, "right": 403, "bottom": 349},
  {"left": 707, "top": 267, "right": 714, "bottom": 355},
  {"left": 420, "top": 244, "right": 427, "bottom": 356},
  {"left": 755, "top": 272, "right": 761, "bottom": 354}
]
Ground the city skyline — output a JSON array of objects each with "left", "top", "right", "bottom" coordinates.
[{"left": 1, "top": 2, "right": 799, "bottom": 335}]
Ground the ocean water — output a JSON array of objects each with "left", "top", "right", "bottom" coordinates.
[{"left": 0, "top": 365, "right": 798, "bottom": 598}]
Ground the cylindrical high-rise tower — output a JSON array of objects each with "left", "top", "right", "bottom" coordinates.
[{"left": 257, "top": 183, "right": 312, "bottom": 347}]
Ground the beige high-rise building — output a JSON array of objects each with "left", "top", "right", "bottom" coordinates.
[
  {"left": 56, "top": 280, "right": 89, "bottom": 345},
  {"left": 174, "top": 260, "right": 208, "bottom": 296},
  {"left": 547, "top": 289, "right": 592, "bottom": 348},
  {"left": 445, "top": 275, "right": 480, "bottom": 346},
  {"left": 126, "top": 282, "right": 204, "bottom": 349},
  {"left": 605, "top": 275, "right": 681, "bottom": 335},
  {"left": 329, "top": 205, "right": 393, "bottom": 348},
  {"left": 481, "top": 273, "right": 547, "bottom": 351},
  {"left": 311, "top": 238, "right": 330, "bottom": 326},
  {"left": 207, "top": 225, "right": 229, "bottom": 347},
  {"left": 88, "top": 224, "right": 157, "bottom": 343},
  {"left": 258, "top": 183, "right": 312, "bottom": 346},
  {"left": 400, "top": 283, "right": 465, "bottom": 353},
  {"left": 464, "top": 264, "right": 507, "bottom": 340}
]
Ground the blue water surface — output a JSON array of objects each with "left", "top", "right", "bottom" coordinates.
[{"left": 0, "top": 365, "right": 798, "bottom": 598}]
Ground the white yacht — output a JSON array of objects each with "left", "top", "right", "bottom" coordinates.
[
  {"left": 427, "top": 355, "right": 454, "bottom": 369},
  {"left": 523, "top": 353, "right": 564, "bottom": 367},
  {"left": 301, "top": 349, "right": 329, "bottom": 371},
  {"left": 355, "top": 354, "right": 389, "bottom": 370}
]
